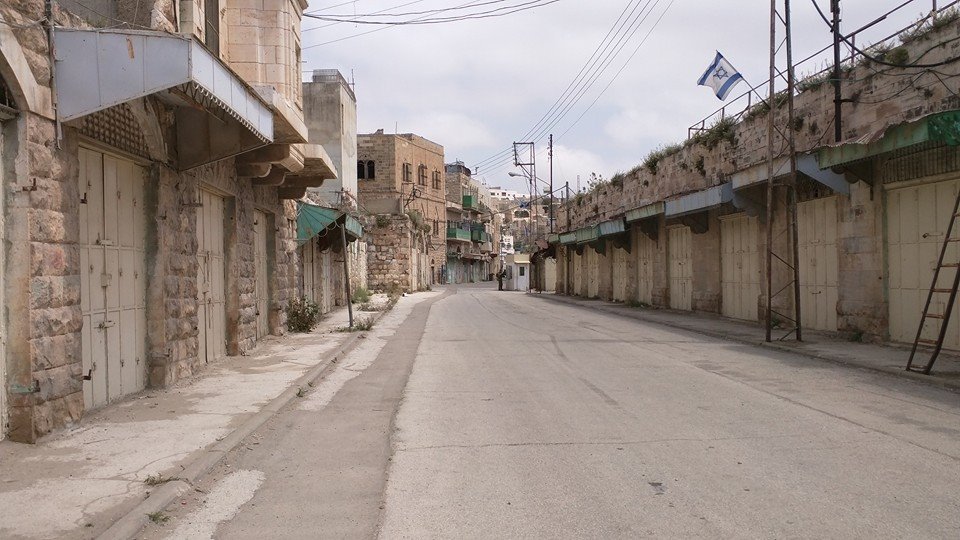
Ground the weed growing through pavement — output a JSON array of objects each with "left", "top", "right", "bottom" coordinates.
[
  {"left": 147, "top": 511, "right": 169, "bottom": 524},
  {"left": 336, "top": 316, "right": 376, "bottom": 332},
  {"left": 143, "top": 473, "right": 177, "bottom": 486}
]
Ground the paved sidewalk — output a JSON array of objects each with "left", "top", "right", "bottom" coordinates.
[
  {"left": 536, "top": 293, "right": 960, "bottom": 391},
  {"left": 0, "top": 295, "right": 393, "bottom": 540}
]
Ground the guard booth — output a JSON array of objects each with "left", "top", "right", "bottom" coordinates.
[{"left": 505, "top": 253, "right": 531, "bottom": 291}]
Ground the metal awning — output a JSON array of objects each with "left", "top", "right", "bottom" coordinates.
[
  {"left": 598, "top": 218, "right": 626, "bottom": 237},
  {"left": 297, "top": 202, "right": 363, "bottom": 245},
  {"left": 54, "top": 28, "right": 273, "bottom": 170},
  {"left": 547, "top": 233, "right": 560, "bottom": 244},
  {"left": 559, "top": 232, "right": 577, "bottom": 245},
  {"left": 818, "top": 110, "right": 960, "bottom": 168},
  {"left": 665, "top": 183, "right": 733, "bottom": 218},
  {"left": 575, "top": 225, "right": 599, "bottom": 244},
  {"left": 730, "top": 154, "right": 849, "bottom": 194},
  {"left": 625, "top": 202, "right": 664, "bottom": 222}
]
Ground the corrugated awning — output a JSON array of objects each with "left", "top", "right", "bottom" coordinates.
[
  {"left": 297, "top": 202, "right": 364, "bottom": 245},
  {"left": 665, "top": 183, "right": 733, "bottom": 218},
  {"left": 54, "top": 28, "right": 273, "bottom": 169},
  {"left": 575, "top": 225, "right": 599, "bottom": 244},
  {"left": 625, "top": 202, "right": 664, "bottom": 223},
  {"left": 731, "top": 154, "right": 849, "bottom": 194},
  {"left": 818, "top": 110, "right": 960, "bottom": 168},
  {"left": 598, "top": 218, "right": 626, "bottom": 237},
  {"left": 559, "top": 232, "right": 577, "bottom": 245}
]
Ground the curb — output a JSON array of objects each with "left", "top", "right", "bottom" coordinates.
[
  {"left": 97, "top": 308, "right": 391, "bottom": 540},
  {"left": 537, "top": 294, "right": 960, "bottom": 393}
]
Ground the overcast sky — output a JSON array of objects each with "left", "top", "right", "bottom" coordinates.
[{"left": 302, "top": 0, "right": 937, "bottom": 192}]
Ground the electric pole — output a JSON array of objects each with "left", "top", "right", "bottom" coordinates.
[
  {"left": 549, "top": 134, "right": 554, "bottom": 233},
  {"left": 831, "top": 0, "right": 842, "bottom": 142}
]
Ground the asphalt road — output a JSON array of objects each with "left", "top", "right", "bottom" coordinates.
[{"left": 144, "top": 284, "right": 960, "bottom": 539}]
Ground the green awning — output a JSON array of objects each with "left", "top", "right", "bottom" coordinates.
[
  {"left": 559, "top": 232, "right": 577, "bottom": 245},
  {"left": 575, "top": 225, "right": 599, "bottom": 244},
  {"left": 547, "top": 233, "right": 560, "bottom": 244},
  {"left": 625, "top": 202, "right": 664, "bottom": 223},
  {"left": 818, "top": 110, "right": 960, "bottom": 168},
  {"left": 297, "top": 202, "right": 363, "bottom": 244},
  {"left": 598, "top": 218, "right": 626, "bottom": 237}
]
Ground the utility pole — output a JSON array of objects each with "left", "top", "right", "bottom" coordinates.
[
  {"left": 566, "top": 181, "right": 571, "bottom": 294},
  {"left": 764, "top": 0, "right": 803, "bottom": 342},
  {"left": 549, "top": 134, "right": 554, "bottom": 233},
  {"left": 831, "top": 0, "right": 842, "bottom": 142}
]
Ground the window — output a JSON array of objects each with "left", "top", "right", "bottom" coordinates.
[
  {"left": 402, "top": 163, "right": 412, "bottom": 183},
  {"left": 519, "top": 266, "right": 525, "bottom": 277},
  {"left": 434, "top": 219, "right": 440, "bottom": 236},
  {"left": 357, "top": 160, "right": 365, "bottom": 180},
  {"left": 432, "top": 170, "right": 442, "bottom": 190},
  {"left": 418, "top": 164, "right": 428, "bottom": 186},
  {"left": 366, "top": 160, "right": 375, "bottom": 179},
  {"left": 203, "top": 0, "right": 220, "bottom": 56}
]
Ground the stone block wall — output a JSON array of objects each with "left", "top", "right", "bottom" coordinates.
[{"left": 364, "top": 214, "right": 428, "bottom": 293}]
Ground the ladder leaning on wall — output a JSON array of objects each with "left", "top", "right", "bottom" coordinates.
[{"left": 906, "top": 189, "right": 960, "bottom": 375}]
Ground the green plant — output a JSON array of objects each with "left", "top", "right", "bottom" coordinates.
[
  {"left": 405, "top": 210, "right": 424, "bottom": 228},
  {"left": 375, "top": 215, "right": 390, "bottom": 228},
  {"left": 886, "top": 46, "right": 909, "bottom": 66},
  {"left": 147, "top": 511, "right": 169, "bottom": 524},
  {"left": 352, "top": 287, "right": 371, "bottom": 304},
  {"left": 337, "top": 316, "right": 376, "bottom": 332},
  {"left": 642, "top": 143, "right": 682, "bottom": 176},
  {"left": 691, "top": 116, "right": 736, "bottom": 150},
  {"left": 694, "top": 155, "right": 706, "bottom": 176},
  {"left": 899, "top": 7, "right": 960, "bottom": 44},
  {"left": 791, "top": 116, "right": 805, "bottom": 132},
  {"left": 287, "top": 296, "right": 322, "bottom": 333},
  {"left": 144, "top": 473, "right": 176, "bottom": 486}
]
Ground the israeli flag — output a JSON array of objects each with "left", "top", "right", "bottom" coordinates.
[{"left": 698, "top": 52, "right": 744, "bottom": 100}]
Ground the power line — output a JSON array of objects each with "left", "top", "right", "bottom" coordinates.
[
  {"left": 304, "top": 0, "right": 561, "bottom": 26},
  {"left": 318, "top": 0, "right": 526, "bottom": 18},
  {"left": 474, "top": 0, "right": 666, "bottom": 172}
]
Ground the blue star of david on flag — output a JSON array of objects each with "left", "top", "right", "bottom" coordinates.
[{"left": 697, "top": 51, "right": 745, "bottom": 100}]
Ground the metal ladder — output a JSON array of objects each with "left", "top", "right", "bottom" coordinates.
[{"left": 906, "top": 188, "right": 960, "bottom": 375}]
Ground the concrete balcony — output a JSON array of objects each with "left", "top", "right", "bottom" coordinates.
[{"left": 447, "top": 228, "right": 471, "bottom": 243}]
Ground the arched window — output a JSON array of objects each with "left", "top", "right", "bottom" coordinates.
[
  {"left": 357, "top": 160, "right": 366, "bottom": 179},
  {"left": 366, "top": 160, "right": 375, "bottom": 179}
]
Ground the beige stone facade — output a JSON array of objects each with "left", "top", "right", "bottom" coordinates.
[
  {"left": 444, "top": 163, "right": 497, "bottom": 283},
  {"left": 358, "top": 131, "right": 446, "bottom": 288},
  {"left": 553, "top": 17, "right": 960, "bottom": 349},
  {"left": 0, "top": 0, "right": 318, "bottom": 441}
]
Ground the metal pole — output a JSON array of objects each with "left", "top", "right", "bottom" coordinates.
[
  {"left": 765, "top": 0, "right": 777, "bottom": 343},
  {"left": 566, "top": 181, "right": 571, "bottom": 294},
  {"left": 549, "top": 134, "right": 555, "bottom": 233},
  {"left": 831, "top": 0, "right": 843, "bottom": 142},
  {"left": 786, "top": 0, "right": 803, "bottom": 341},
  {"left": 340, "top": 222, "right": 353, "bottom": 328}
]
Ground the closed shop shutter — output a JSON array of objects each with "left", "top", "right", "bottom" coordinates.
[
  {"left": 668, "top": 226, "right": 692, "bottom": 310},
  {"left": 887, "top": 179, "right": 960, "bottom": 348},
  {"left": 587, "top": 248, "right": 600, "bottom": 298},
  {"left": 720, "top": 214, "right": 761, "bottom": 321},
  {"left": 797, "top": 196, "right": 840, "bottom": 332},
  {"left": 573, "top": 250, "right": 583, "bottom": 295},
  {"left": 612, "top": 246, "right": 627, "bottom": 302},
  {"left": 78, "top": 147, "right": 147, "bottom": 408},
  {"left": 637, "top": 231, "right": 657, "bottom": 305},
  {"left": 197, "top": 189, "right": 227, "bottom": 363}
]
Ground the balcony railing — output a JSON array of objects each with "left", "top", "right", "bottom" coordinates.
[
  {"left": 447, "top": 228, "right": 471, "bottom": 242},
  {"left": 462, "top": 195, "right": 478, "bottom": 210}
]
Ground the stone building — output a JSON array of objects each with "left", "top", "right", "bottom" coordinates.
[
  {"left": 552, "top": 12, "right": 960, "bottom": 351},
  {"left": 444, "top": 162, "right": 497, "bottom": 283},
  {"left": 302, "top": 69, "right": 358, "bottom": 208},
  {"left": 357, "top": 131, "right": 445, "bottom": 290},
  {"left": 0, "top": 0, "right": 333, "bottom": 442},
  {"left": 296, "top": 70, "right": 367, "bottom": 311}
]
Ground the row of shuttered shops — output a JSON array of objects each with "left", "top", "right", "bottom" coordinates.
[{"left": 552, "top": 111, "right": 960, "bottom": 350}]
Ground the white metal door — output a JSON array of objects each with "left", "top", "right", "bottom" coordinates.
[
  {"left": 798, "top": 196, "right": 840, "bottom": 332},
  {"left": 573, "top": 250, "right": 583, "bottom": 295},
  {"left": 587, "top": 248, "right": 599, "bottom": 298},
  {"left": 721, "top": 214, "right": 761, "bottom": 321},
  {"left": 637, "top": 231, "right": 657, "bottom": 305},
  {"left": 253, "top": 210, "right": 270, "bottom": 339},
  {"left": 612, "top": 246, "right": 627, "bottom": 302},
  {"left": 887, "top": 179, "right": 960, "bottom": 348},
  {"left": 668, "top": 226, "right": 693, "bottom": 310},
  {"left": 0, "top": 127, "right": 5, "bottom": 438},
  {"left": 79, "top": 148, "right": 147, "bottom": 409},
  {"left": 197, "top": 189, "right": 226, "bottom": 363}
]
